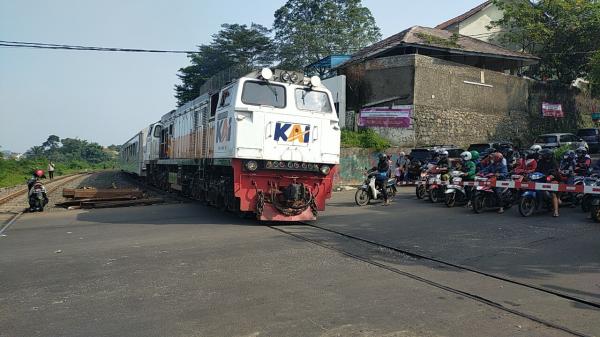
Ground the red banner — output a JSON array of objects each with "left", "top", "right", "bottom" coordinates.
[
  {"left": 542, "top": 102, "right": 563, "bottom": 118},
  {"left": 358, "top": 106, "right": 412, "bottom": 128}
]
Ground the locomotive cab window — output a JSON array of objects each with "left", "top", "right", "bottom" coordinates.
[
  {"left": 219, "top": 88, "right": 232, "bottom": 108},
  {"left": 153, "top": 125, "right": 162, "bottom": 138},
  {"left": 241, "top": 81, "right": 285, "bottom": 108},
  {"left": 295, "top": 89, "right": 332, "bottom": 113}
]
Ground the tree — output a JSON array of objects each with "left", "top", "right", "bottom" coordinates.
[
  {"left": 42, "top": 135, "right": 60, "bottom": 149},
  {"left": 25, "top": 146, "right": 45, "bottom": 158},
  {"left": 590, "top": 50, "right": 600, "bottom": 97},
  {"left": 273, "top": 0, "right": 381, "bottom": 70},
  {"left": 175, "top": 23, "right": 276, "bottom": 106},
  {"left": 491, "top": 0, "right": 600, "bottom": 85}
]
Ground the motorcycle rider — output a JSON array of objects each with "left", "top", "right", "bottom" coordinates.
[
  {"left": 514, "top": 150, "right": 538, "bottom": 175},
  {"left": 460, "top": 151, "right": 477, "bottom": 207},
  {"left": 371, "top": 153, "right": 390, "bottom": 206},
  {"left": 27, "top": 169, "right": 48, "bottom": 209},
  {"left": 481, "top": 152, "right": 509, "bottom": 214},
  {"left": 537, "top": 149, "right": 560, "bottom": 217},
  {"left": 470, "top": 150, "right": 481, "bottom": 171},
  {"left": 574, "top": 146, "right": 592, "bottom": 176},
  {"left": 436, "top": 150, "right": 450, "bottom": 181}
]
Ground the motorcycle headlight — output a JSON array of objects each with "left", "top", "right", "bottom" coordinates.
[
  {"left": 320, "top": 165, "right": 331, "bottom": 175},
  {"left": 245, "top": 160, "right": 258, "bottom": 171}
]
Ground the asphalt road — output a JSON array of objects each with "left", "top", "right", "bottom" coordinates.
[{"left": 0, "top": 189, "right": 599, "bottom": 336}]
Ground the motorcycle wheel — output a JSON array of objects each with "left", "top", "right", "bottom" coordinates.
[
  {"left": 416, "top": 185, "right": 426, "bottom": 200},
  {"left": 387, "top": 185, "right": 397, "bottom": 198},
  {"left": 445, "top": 192, "right": 456, "bottom": 208},
  {"left": 519, "top": 197, "right": 535, "bottom": 217},
  {"left": 591, "top": 205, "right": 600, "bottom": 223},
  {"left": 355, "top": 189, "right": 370, "bottom": 206},
  {"left": 472, "top": 194, "right": 485, "bottom": 214},
  {"left": 428, "top": 189, "right": 440, "bottom": 203},
  {"left": 581, "top": 195, "right": 592, "bottom": 213}
]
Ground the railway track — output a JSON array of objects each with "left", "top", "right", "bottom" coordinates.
[
  {"left": 270, "top": 222, "right": 597, "bottom": 337},
  {"left": 0, "top": 173, "right": 90, "bottom": 233}
]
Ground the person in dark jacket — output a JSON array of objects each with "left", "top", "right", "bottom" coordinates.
[
  {"left": 372, "top": 153, "right": 390, "bottom": 206},
  {"left": 481, "top": 152, "right": 509, "bottom": 213},
  {"left": 537, "top": 149, "right": 560, "bottom": 217}
]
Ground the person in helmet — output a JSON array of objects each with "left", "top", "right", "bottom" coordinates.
[
  {"left": 537, "top": 149, "right": 560, "bottom": 217},
  {"left": 27, "top": 169, "right": 45, "bottom": 192},
  {"left": 460, "top": 151, "right": 477, "bottom": 207},
  {"left": 574, "top": 146, "right": 592, "bottom": 176},
  {"left": 559, "top": 150, "right": 577, "bottom": 173},
  {"left": 470, "top": 150, "right": 481, "bottom": 171},
  {"left": 530, "top": 144, "right": 542, "bottom": 153},
  {"left": 481, "top": 152, "right": 509, "bottom": 213},
  {"left": 371, "top": 153, "right": 390, "bottom": 206},
  {"left": 514, "top": 150, "right": 538, "bottom": 175}
]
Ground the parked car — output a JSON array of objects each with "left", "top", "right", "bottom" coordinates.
[
  {"left": 533, "top": 133, "right": 588, "bottom": 150},
  {"left": 576, "top": 128, "right": 600, "bottom": 153},
  {"left": 468, "top": 142, "right": 513, "bottom": 152}
]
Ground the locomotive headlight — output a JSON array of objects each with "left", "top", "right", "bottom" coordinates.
[
  {"left": 245, "top": 160, "right": 258, "bottom": 171},
  {"left": 281, "top": 72, "right": 291, "bottom": 82},
  {"left": 290, "top": 73, "right": 299, "bottom": 83},
  {"left": 319, "top": 165, "right": 331, "bottom": 175}
]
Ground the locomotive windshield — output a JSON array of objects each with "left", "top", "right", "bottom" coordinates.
[
  {"left": 295, "top": 89, "right": 332, "bottom": 112},
  {"left": 241, "top": 81, "right": 286, "bottom": 108}
]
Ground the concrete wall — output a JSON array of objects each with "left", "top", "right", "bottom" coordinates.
[
  {"left": 413, "top": 55, "right": 530, "bottom": 147},
  {"left": 334, "top": 147, "right": 413, "bottom": 186}
]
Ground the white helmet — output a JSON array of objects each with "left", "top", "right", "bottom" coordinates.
[
  {"left": 530, "top": 145, "right": 542, "bottom": 152},
  {"left": 460, "top": 151, "right": 472, "bottom": 161},
  {"left": 440, "top": 150, "right": 449, "bottom": 156}
]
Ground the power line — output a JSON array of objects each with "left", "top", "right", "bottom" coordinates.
[{"left": 0, "top": 40, "right": 197, "bottom": 54}]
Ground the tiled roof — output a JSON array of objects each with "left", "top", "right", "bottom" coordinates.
[
  {"left": 436, "top": 1, "right": 493, "bottom": 30},
  {"left": 337, "top": 26, "right": 538, "bottom": 68}
]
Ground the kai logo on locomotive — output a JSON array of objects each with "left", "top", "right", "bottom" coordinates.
[{"left": 274, "top": 122, "right": 311, "bottom": 145}]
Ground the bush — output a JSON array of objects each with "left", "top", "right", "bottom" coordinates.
[
  {"left": 341, "top": 129, "right": 391, "bottom": 150},
  {"left": 553, "top": 144, "right": 572, "bottom": 161}
]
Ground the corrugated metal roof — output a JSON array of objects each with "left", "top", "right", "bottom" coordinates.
[
  {"left": 337, "top": 26, "right": 538, "bottom": 68},
  {"left": 435, "top": 1, "right": 493, "bottom": 30}
]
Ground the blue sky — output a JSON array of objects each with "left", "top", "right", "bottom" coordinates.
[{"left": 0, "top": 0, "right": 484, "bottom": 152}]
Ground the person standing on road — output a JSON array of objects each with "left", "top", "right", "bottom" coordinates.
[
  {"left": 396, "top": 152, "right": 408, "bottom": 181},
  {"left": 47, "top": 161, "right": 55, "bottom": 180}
]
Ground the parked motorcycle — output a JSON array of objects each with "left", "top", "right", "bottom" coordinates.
[
  {"left": 355, "top": 169, "right": 397, "bottom": 206},
  {"left": 444, "top": 171, "right": 468, "bottom": 207},
  {"left": 27, "top": 178, "right": 48, "bottom": 212},
  {"left": 472, "top": 174, "right": 515, "bottom": 214},
  {"left": 518, "top": 172, "right": 554, "bottom": 217}
]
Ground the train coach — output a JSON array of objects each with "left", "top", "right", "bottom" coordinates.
[{"left": 121, "top": 68, "right": 341, "bottom": 221}]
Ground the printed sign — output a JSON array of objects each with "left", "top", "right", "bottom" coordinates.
[
  {"left": 358, "top": 106, "right": 413, "bottom": 128},
  {"left": 274, "top": 122, "right": 311, "bottom": 146},
  {"left": 542, "top": 102, "right": 564, "bottom": 118}
]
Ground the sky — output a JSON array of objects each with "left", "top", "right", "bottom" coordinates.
[{"left": 0, "top": 0, "right": 484, "bottom": 153}]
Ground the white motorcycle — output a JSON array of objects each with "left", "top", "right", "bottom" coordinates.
[
  {"left": 355, "top": 170, "right": 397, "bottom": 206},
  {"left": 444, "top": 171, "right": 468, "bottom": 208}
]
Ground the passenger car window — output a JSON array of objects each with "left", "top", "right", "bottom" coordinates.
[
  {"left": 295, "top": 89, "right": 332, "bottom": 112},
  {"left": 241, "top": 81, "right": 285, "bottom": 108},
  {"left": 535, "top": 136, "right": 557, "bottom": 143}
]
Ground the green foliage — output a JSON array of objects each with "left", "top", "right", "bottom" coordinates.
[
  {"left": 491, "top": 0, "right": 600, "bottom": 85},
  {"left": 590, "top": 50, "right": 600, "bottom": 97},
  {"left": 341, "top": 129, "right": 390, "bottom": 150},
  {"left": 175, "top": 23, "right": 276, "bottom": 106},
  {"left": 415, "top": 32, "right": 461, "bottom": 49},
  {"left": 273, "top": 0, "right": 381, "bottom": 69},
  {"left": 554, "top": 144, "right": 572, "bottom": 161}
]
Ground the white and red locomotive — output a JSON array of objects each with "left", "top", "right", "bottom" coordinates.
[{"left": 120, "top": 68, "right": 341, "bottom": 221}]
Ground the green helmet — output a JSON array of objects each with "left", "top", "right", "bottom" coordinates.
[{"left": 470, "top": 150, "right": 480, "bottom": 161}]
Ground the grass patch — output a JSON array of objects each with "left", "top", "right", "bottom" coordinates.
[{"left": 341, "top": 129, "right": 391, "bottom": 150}]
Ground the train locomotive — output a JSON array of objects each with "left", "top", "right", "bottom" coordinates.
[{"left": 120, "top": 68, "right": 341, "bottom": 221}]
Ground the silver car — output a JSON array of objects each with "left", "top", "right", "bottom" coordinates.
[{"left": 533, "top": 133, "right": 588, "bottom": 150}]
